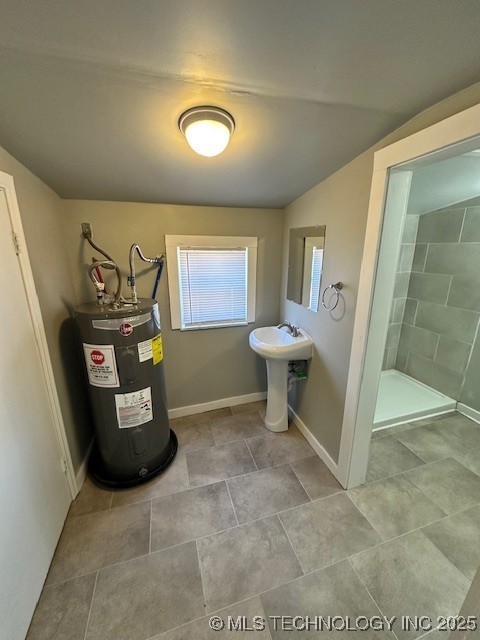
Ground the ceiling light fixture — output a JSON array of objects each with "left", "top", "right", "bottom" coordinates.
[{"left": 179, "top": 106, "right": 235, "bottom": 157}]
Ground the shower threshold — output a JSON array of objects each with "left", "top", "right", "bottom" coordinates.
[{"left": 373, "top": 369, "right": 456, "bottom": 432}]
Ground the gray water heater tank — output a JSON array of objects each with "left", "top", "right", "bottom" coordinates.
[{"left": 74, "top": 298, "right": 177, "bottom": 487}]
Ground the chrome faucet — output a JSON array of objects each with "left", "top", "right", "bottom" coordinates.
[{"left": 277, "top": 321, "right": 299, "bottom": 337}]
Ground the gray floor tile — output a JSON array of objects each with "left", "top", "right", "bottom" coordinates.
[
  {"left": 111, "top": 453, "right": 190, "bottom": 507},
  {"left": 46, "top": 501, "right": 150, "bottom": 584},
  {"left": 348, "top": 475, "right": 445, "bottom": 541},
  {"left": 176, "top": 422, "right": 215, "bottom": 453},
  {"left": 154, "top": 596, "right": 272, "bottom": 639},
  {"left": 422, "top": 505, "right": 480, "bottom": 580},
  {"left": 169, "top": 417, "right": 183, "bottom": 429},
  {"left": 227, "top": 464, "right": 310, "bottom": 524},
  {"left": 68, "top": 476, "right": 113, "bottom": 518},
  {"left": 151, "top": 481, "right": 236, "bottom": 551},
  {"left": 435, "top": 414, "right": 480, "bottom": 449},
  {"left": 395, "top": 424, "right": 468, "bottom": 463},
  {"left": 261, "top": 560, "right": 393, "bottom": 639},
  {"left": 26, "top": 573, "right": 96, "bottom": 640},
  {"left": 350, "top": 530, "right": 469, "bottom": 640},
  {"left": 86, "top": 541, "right": 204, "bottom": 640},
  {"left": 279, "top": 493, "right": 381, "bottom": 573},
  {"left": 405, "top": 458, "right": 480, "bottom": 514},
  {"left": 396, "top": 415, "right": 480, "bottom": 465},
  {"left": 182, "top": 408, "right": 232, "bottom": 426},
  {"left": 210, "top": 412, "right": 267, "bottom": 446},
  {"left": 187, "top": 440, "right": 256, "bottom": 487},
  {"left": 290, "top": 455, "right": 343, "bottom": 500},
  {"left": 247, "top": 425, "right": 314, "bottom": 470},
  {"left": 367, "top": 435, "right": 425, "bottom": 480},
  {"left": 452, "top": 447, "right": 480, "bottom": 476},
  {"left": 197, "top": 515, "right": 302, "bottom": 612},
  {"left": 231, "top": 401, "right": 267, "bottom": 415}
]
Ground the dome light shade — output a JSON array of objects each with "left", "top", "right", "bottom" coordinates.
[{"left": 179, "top": 107, "right": 235, "bottom": 157}]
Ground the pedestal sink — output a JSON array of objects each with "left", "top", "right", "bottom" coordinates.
[{"left": 249, "top": 326, "right": 313, "bottom": 432}]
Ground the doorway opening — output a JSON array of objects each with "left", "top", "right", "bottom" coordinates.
[{"left": 339, "top": 103, "right": 480, "bottom": 489}]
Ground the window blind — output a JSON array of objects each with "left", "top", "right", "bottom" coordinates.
[
  {"left": 178, "top": 247, "right": 248, "bottom": 329},
  {"left": 309, "top": 247, "right": 323, "bottom": 311}
]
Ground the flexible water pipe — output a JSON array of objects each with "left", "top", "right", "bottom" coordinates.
[{"left": 128, "top": 244, "right": 164, "bottom": 304}]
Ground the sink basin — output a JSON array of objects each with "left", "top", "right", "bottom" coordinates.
[
  {"left": 249, "top": 326, "right": 313, "bottom": 432},
  {"left": 249, "top": 326, "right": 313, "bottom": 360}
]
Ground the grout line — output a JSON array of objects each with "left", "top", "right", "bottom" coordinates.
[
  {"left": 277, "top": 514, "right": 305, "bottom": 575},
  {"left": 432, "top": 333, "right": 441, "bottom": 362},
  {"left": 459, "top": 312, "right": 480, "bottom": 397},
  {"left": 45, "top": 551, "right": 152, "bottom": 588},
  {"left": 246, "top": 441, "right": 259, "bottom": 471},
  {"left": 445, "top": 274, "right": 454, "bottom": 304},
  {"left": 390, "top": 435, "right": 430, "bottom": 464},
  {"left": 347, "top": 557, "right": 401, "bottom": 640},
  {"left": 148, "top": 499, "right": 153, "bottom": 554},
  {"left": 195, "top": 538, "right": 208, "bottom": 616},
  {"left": 344, "top": 491, "right": 385, "bottom": 541},
  {"left": 365, "top": 452, "right": 453, "bottom": 485},
  {"left": 83, "top": 571, "right": 99, "bottom": 640},
  {"left": 287, "top": 462, "right": 314, "bottom": 502},
  {"left": 224, "top": 480, "right": 239, "bottom": 526},
  {"left": 108, "top": 492, "right": 114, "bottom": 510},
  {"left": 417, "top": 239, "right": 480, "bottom": 247},
  {"left": 458, "top": 207, "right": 467, "bottom": 242}
]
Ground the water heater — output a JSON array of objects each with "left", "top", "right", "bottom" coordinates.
[{"left": 75, "top": 298, "right": 177, "bottom": 487}]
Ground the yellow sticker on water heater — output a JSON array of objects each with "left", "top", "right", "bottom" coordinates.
[{"left": 152, "top": 334, "right": 163, "bottom": 364}]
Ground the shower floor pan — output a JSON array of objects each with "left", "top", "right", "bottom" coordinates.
[{"left": 373, "top": 369, "right": 456, "bottom": 431}]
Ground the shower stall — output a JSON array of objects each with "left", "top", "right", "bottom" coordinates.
[{"left": 373, "top": 150, "right": 480, "bottom": 433}]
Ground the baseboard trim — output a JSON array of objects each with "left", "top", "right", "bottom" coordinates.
[
  {"left": 168, "top": 392, "right": 267, "bottom": 420},
  {"left": 75, "top": 438, "right": 94, "bottom": 496},
  {"left": 288, "top": 404, "right": 343, "bottom": 487},
  {"left": 457, "top": 403, "right": 480, "bottom": 425}
]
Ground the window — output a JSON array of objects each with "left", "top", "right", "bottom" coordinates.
[
  {"left": 300, "top": 237, "right": 324, "bottom": 312},
  {"left": 165, "top": 235, "right": 258, "bottom": 330},
  {"left": 309, "top": 246, "right": 323, "bottom": 312}
]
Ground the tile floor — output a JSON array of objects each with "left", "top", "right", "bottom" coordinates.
[{"left": 26, "top": 406, "right": 480, "bottom": 640}]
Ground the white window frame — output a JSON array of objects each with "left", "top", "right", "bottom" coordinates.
[{"left": 165, "top": 235, "right": 258, "bottom": 330}]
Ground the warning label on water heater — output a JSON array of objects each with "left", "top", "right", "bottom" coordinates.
[
  {"left": 83, "top": 343, "right": 119, "bottom": 388},
  {"left": 115, "top": 387, "right": 153, "bottom": 429},
  {"left": 137, "top": 338, "right": 153, "bottom": 362}
]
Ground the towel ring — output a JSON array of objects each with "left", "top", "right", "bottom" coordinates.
[{"left": 321, "top": 282, "right": 343, "bottom": 311}]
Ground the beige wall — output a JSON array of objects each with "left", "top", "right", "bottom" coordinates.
[
  {"left": 62, "top": 200, "right": 284, "bottom": 410},
  {"left": 0, "top": 146, "right": 92, "bottom": 473},
  {"left": 281, "top": 81, "right": 480, "bottom": 462}
]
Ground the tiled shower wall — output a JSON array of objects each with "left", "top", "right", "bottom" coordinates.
[
  {"left": 383, "top": 199, "right": 480, "bottom": 401},
  {"left": 383, "top": 215, "right": 419, "bottom": 370}
]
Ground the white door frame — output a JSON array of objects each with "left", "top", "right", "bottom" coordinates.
[
  {"left": 1, "top": 170, "right": 77, "bottom": 498},
  {"left": 336, "top": 102, "right": 480, "bottom": 489}
]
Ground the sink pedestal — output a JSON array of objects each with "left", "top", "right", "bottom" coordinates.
[
  {"left": 249, "top": 326, "right": 313, "bottom": 433},
  {"left": 264, "top": 360, "right": 289, "bottom": 432}
]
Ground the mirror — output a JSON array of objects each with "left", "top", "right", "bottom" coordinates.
[{"left": 287, "top": 225, "right": 326, "bottom": 312}]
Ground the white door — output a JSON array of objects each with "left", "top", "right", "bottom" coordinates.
[{"left": 0, "top": 186, "right": 71, "bottom": 640}]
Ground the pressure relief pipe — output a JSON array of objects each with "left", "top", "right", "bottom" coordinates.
[{"left": 128, "top": 244, "right": 164, "bottom": 304}]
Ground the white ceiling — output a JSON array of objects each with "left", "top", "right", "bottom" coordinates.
[{"left": 1, "top": 0, "right": 480, "bottom": 207}]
